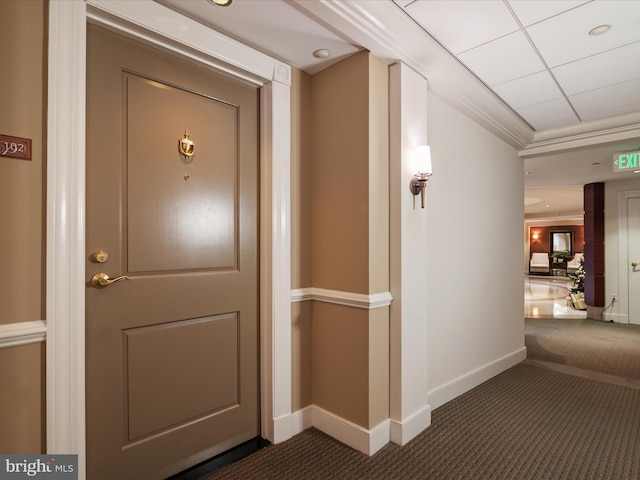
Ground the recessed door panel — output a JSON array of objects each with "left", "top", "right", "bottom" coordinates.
[
  {"left": 125, "top": 314, "right": 239, "bottom": 442},
  {"left": 126, "top": 75, "right": 238, "bottom": 273}
]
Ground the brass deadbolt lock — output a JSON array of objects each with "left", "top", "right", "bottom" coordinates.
[{"left": 91, "top": 250, "right": 109, "bottom": 263}]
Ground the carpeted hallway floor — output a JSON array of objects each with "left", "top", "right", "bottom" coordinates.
[{"left": 202, "top": 318, "right": 640, "bottom": 480}]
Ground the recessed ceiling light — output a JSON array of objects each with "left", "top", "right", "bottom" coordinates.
[
  {"left": 208, "top": 0, "right": 233, "bottom": 6},
  {"left": 589, "top": 24, "right": 611, "bottom": 36},
  {"left": 313, "top": 49, "right": 331, "bottom": 59}
]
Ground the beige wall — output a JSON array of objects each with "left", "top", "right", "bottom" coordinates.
[
  {"left": 305, "top": 52, "right": 389, "bottom": 429},
  {"left": 0, "top": 0, "right": 47, "bottom": 454},
  {"left": 0, "top": 0, "right": 46, "bottom": 326},
  {"left": 311, "top": 52, "right": 370, "bottom": 294},
  {"left": 0, "top": 343, "right": 45, "bottom": 453}
]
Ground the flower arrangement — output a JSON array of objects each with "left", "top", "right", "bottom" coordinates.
[
  {"left": 569, "top": 255, "right": 585, "bottom": 294},
  {"left": 551, "top": 251, "right": 572, "bottom": 261}
]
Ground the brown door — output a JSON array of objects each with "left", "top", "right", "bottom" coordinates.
[{"left": 86, "top": 25, "right": 259, "bottom": 480}]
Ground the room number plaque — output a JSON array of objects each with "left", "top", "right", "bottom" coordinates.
[{"left": 0, "top": 134, "right": 32, "bottom": 160}]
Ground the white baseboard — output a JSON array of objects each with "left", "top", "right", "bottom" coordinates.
[
  {"left": 389, "top": 403, "right": 431, "bottom": 446},
  {"left": 427, "top": 347, "right": 527, "bottom": 410},
  {"left": 271, "top": 412, "right": 294, "bottom": 444},
  {"left": 604, "top": 313, "right": 628, "bottom": 324},
  {"left": 290, "top": 405, "right": 313, "bottom": 435},
  {"left": 0, "top": 320, "right": 47, "bottom": 349},
  {"left": 289, "top": 405, "right": 390, "bottom": 455},
  {"left": 284, "top": 348, "right": 526, "bottom": 454}
]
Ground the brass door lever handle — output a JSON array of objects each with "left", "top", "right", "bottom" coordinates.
[
  {"left": 633, "top": 262, "right": 638, "bottom": 267},
  {"left": 91, "top": 272, "right": 130, "bottom": 289}
]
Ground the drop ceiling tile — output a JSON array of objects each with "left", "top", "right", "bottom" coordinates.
[
  {"left": 569, "top": 78, "right": 640, "bottom": 120},
  {"left": 507, "top": 0, "right": 589, "bottom": 27},
  {"left": 458, "top": 31, "right": 546, "bottom": 87},
  {"left": 552, "top": 41, "right": 640, "bottom": 95},
  {"left": 403, "top": 0, "right": 518, "bottom": 54},
  {"left": 525, "top": 0, "right": 640, "bottom": 67},
  {"left": 517, "top": 97, "right": 578, "bottom": 130},
  {"left": 492, "top": 71, "right": 563, "bottom": 110}
]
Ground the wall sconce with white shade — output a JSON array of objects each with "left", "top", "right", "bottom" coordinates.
[{"left": 409, "top": 145, "right": 433, "bottom": 209}]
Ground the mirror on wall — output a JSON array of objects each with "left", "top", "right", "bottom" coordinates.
[{"left": 550, "top": 231, "right": 573, "bottom": 255}]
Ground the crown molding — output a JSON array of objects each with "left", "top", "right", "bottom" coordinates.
[
  {"left": 521, "top": 112, "right": 640, "bottom": 157},
  {"left": 293, "top": 0, "right": 534, "bottom": 149}
]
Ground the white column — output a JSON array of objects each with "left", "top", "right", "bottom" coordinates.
[
  {"left": 389, "top": 62, "right": 431, "bottom": 445},
  {"left": 47, "top": 0, "right": 87, "bottom": 477}
]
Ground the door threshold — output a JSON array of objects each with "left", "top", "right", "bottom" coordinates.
[{"left": 167, "top": 437, "right": 271, "bottom": 480}]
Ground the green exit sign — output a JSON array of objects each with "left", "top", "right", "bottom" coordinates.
[{"left": 613, "top": 150, "right": 640, "bottom": 172}]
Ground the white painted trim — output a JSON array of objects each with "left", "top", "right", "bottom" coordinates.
[
  {"left": 48, "top": 1, "right": 292, "bottom": 477},
  {"left": 525, "top": 111, "right": 640, "bottom": 155},
  {"left": 427, "top": 347, "right": 527, "bottom": 411},
  {"left": 618, "top": 190, "right": 640, "bottom": 326},
  {"left": 290, "top": 288, "right": 393, "bottom": 309},
  {"left": 389, "top": 403, "right": 431, "bottom": 447},
  {"left": 290, "top": 406, "right": 314, "bottom": 436},
  {"left": 311, "top": 406, "right": 390, "bottom": 456},
  {"left": 46, "top": 1, "right": 87, "bottom": 474},
  {"left": 84, "top": 1, "right": 289, "bottom": 87},
  {"left": 290, "top": 402, "right": 429, "bottom": 453},
  {"left": 0, "top": 321, "right": 47, "bottom": 349}
]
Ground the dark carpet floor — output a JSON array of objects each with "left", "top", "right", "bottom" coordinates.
[{"left": 207, "top": 362, "right": 640, "bottom": 479}]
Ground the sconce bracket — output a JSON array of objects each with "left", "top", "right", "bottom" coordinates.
[
  {"left": 409, "top": 174, "right": 430, "bottom": 209},
  {"left": 409, "top": 176, "right": 423, "bottom": 196}
]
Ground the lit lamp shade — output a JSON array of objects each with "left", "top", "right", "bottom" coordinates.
[{"left": 411, "top": 145, "right": 432, "bottom": 175}]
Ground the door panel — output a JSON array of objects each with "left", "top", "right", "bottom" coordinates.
[
  {"left": 126, "top": 75, "right": 238, "bottom": 272},
  {"left": 125, "top": 314, "right": 239, "bottom": 442},
  {"left": 86, "top": 25, "right": 259, "bottom": 480}
]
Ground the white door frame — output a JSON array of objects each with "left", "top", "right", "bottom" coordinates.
[
  {"left": 618, "top": 190, "right": 640, "bottom": 325},
  {"left": 46, "top": 1, "right": 292, "bottom": 477}
]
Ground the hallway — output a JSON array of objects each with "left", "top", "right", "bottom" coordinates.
[{"left": 525, "top": 276, "right": 640, "bottom": 388}]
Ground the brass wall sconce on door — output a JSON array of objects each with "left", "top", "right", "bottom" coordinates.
[{"left": 409, "top": 145, "right": 433, "bottom": 209}]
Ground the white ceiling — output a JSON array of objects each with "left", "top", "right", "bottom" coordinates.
[{"left": 157, "top": 0, "right": 640, "bottom": 218}]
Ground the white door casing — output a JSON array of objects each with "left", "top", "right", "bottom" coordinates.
[{"left": 47, "top": 1, "right": 292, "bottom": 478}]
